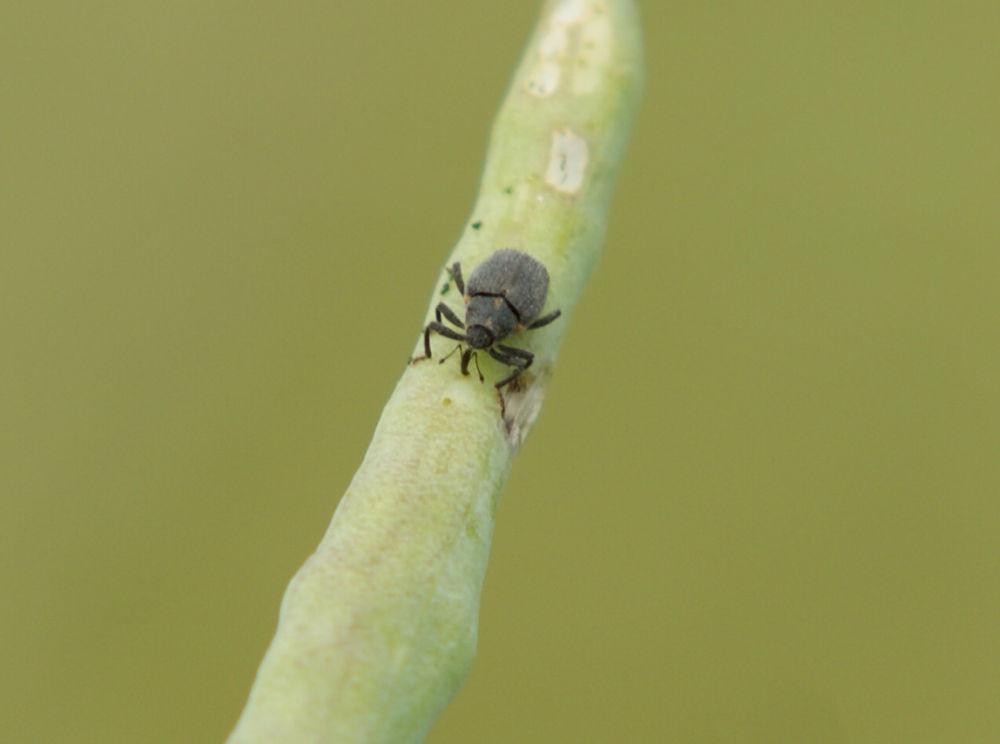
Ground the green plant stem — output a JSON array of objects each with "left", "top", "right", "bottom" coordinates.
[{"left": 227, "top": 2, "right": 642, "bottom": 742}]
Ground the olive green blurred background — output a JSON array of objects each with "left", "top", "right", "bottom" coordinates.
[{"left": 3, "top": 2, "right": 998, "bottom": 742}]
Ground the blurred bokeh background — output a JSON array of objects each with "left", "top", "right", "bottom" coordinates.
[{"left": 3, "top": 1, "right": 998, "bottom": 741}]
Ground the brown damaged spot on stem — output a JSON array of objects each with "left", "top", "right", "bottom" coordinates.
[{"left": 499, "top": 369, "right": 548, "bottom": 448}]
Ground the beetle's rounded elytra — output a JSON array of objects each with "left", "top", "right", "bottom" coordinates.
[{"left": 412, "top": 249, "right": 562, "bottom": 394}]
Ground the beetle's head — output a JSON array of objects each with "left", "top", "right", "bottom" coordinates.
[{"left": 466, "top": 325, "right": 494, "bottom": 350}]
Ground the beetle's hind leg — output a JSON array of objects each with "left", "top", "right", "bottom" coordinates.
[
  {"left": 527, "top": 309, "right": 561, "bottom": 330},
  {"left": 447, "top": 262, "right": 465, "bottom": 295}
]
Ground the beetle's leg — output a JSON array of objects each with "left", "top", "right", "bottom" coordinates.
[
  {"left": 447, "top": 262, "right": 465, "bottom": 295},
  {"left": 435, "top": 302, "right": 464, "bottom": 328},
  {"left": 527, "top": 309, "right": 561, "bottom": 330},
  {"left": 493, "top": 367, "right": 523, "bottom": 389},
  {"left": 461, "top": 348, "right": 484, "bottom": 382},
  {"left": 488, "top": 345, "right": 533, "bottom": 389},
  {"left": 496, "top": 344, "right": 534, "bottom": 364},
  {"left": 489, "top": 346, "right": 533, "bottom": 415},
  {"left": 412, "top": 321, "right": 465, "bottom": 362}
]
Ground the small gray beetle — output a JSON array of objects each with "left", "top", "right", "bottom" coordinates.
[{"left": 413, "top": 248, "right": 562, "bottom": 392}]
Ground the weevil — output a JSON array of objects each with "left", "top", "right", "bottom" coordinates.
[{"left": 412, "top": 248, "right": 562, "bottom": 394}]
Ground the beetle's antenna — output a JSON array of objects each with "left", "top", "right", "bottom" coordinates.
[{"left": 438, "top": 344, "right": 463, "bottom": 365}]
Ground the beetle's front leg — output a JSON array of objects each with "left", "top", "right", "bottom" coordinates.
[
  {"left": 489, "top": 346, "right": 533, "bottom": 418},
  {"left": 411, "top": 322, "right": 466, "bottom": 364},
  {"left": 461, "top": 348, "right": 484, "bottom": 382},
  {"left": 488, "top": 345, "right": 533, "bottom": 389}
]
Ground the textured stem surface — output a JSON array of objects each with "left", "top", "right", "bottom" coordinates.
[{"left": 227, "top": 2, "right": 642, "bottom": 742}]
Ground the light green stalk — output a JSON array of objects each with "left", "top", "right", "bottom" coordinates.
[{"left": 227, "top": 2, "right": 642, "bottom": 742}]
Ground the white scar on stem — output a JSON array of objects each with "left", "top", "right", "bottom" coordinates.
[
  {"left": 526, "top": 0, "right": 613, "bottom": 98},
  {"left": 545, "top": 127, "right": 589, "bottom": 194}
]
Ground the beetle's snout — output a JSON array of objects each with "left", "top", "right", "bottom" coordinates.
[{"left": 466, "top": 325, "right": 494, "bottom": 349}]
